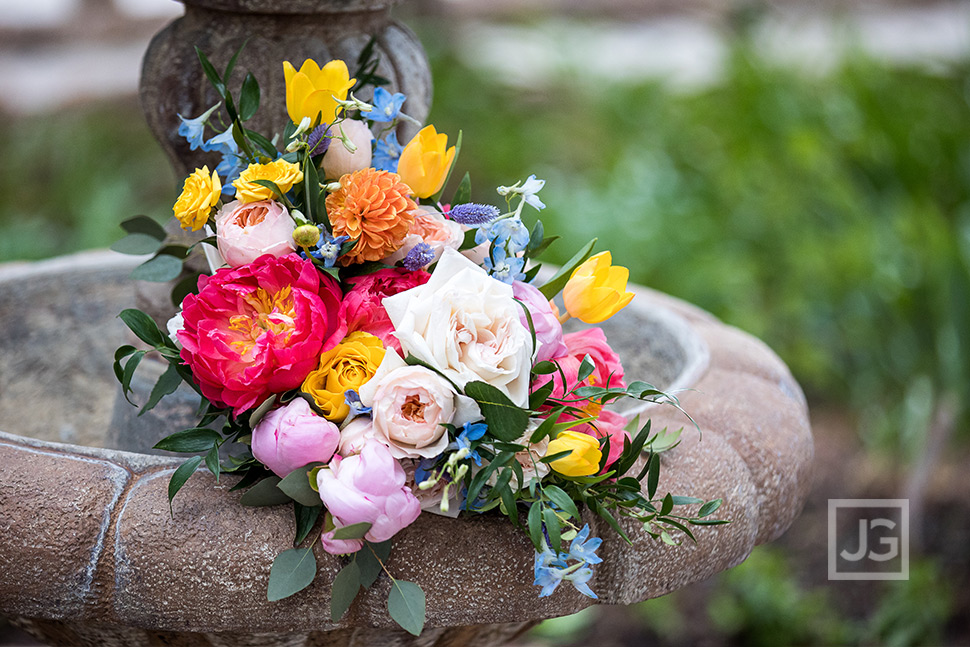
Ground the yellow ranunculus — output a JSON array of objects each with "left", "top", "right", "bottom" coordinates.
[
  {"left": 302, "top": 332, "right": 386, "bottom": 422},
  {"left": 173, "top": 166, "right": 221, "bottom": 231},
  {"left": 397, "top": 125, "right": 456, "bottom": 199},
  {"left": 232, "top": 159, "right": 304, "bottom": 204},
  {"left": 546, "top": 430, "right": 602, "bottom": 477},
  {"left": 283, "top": 59, "right": 356, "bottom": 126},
  {"left": 562, "top": 251, "right": 635, "bottom": 324}
]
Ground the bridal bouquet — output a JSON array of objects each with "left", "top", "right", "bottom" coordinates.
[{"left": 113, "top": 45, "right": 724, "bottom": 635}]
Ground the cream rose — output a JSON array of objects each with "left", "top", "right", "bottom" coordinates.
[
  {"left": 358, "top": 351, "right": 479, "bottom": 459},
  {"left": 382, "top": 247, "right": 533, "bottom": 406},
  {"left": 383, "top": 206, "right": 464, "bottom": 268}
]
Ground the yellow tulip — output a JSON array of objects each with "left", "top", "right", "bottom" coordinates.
[
  {"left": 562, "top": 251, "right": 635, "bottom": 324},
  {"left": 397, "top": 125, "right": 456, "bottom": 199},
  {"left": 283, "top": 59, "right": 356, "bottom": 126},
  {"left": 173, "top": 166, "right": 221, "bottom": 231},
  {"left": 547, "top": 430, "right": 602, "bottom": 477}
]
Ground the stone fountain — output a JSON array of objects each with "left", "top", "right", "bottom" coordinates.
[{"left": 0, "top": 1, "right": 814, "bottom": 645}]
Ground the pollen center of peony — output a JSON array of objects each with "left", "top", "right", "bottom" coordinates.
[{"left": 228, "top": 286, "right": 297, "bottom": 356}]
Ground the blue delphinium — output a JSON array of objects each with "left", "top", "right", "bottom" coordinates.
[
  {"left": 176, "top": 103, "right": 220, "bottom": 151},
  {"left": 203, "top": 127, "right": 246, "bottom": 195},
  {"left": 373, "top": 132, "right": 403, "bottom": 173},
  {"left": 532, "top": 524, "right": 601, "bottom": 599},
  {"left": 450, "top": 421, "right": 487, "bottom": 466},
  {"left": 484, "top": 245, "right": 526, "bottom": 284},
  {"left": 343, "top": 390, "right": 372, "bottom": 422},
  {"left": 306, "top": 228, "right": 350, "bottom": 267},
  {"left": 370, "top": 87, "right": 407, "bottom": 123},
  {"left": 476, "top": 216, "right": 530, "bottom": 254}
]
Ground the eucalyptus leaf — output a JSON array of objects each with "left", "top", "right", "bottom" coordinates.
[
  {"left": 130, "top": 254, "right": 184, "bottom": 282},
  {"left": 387, "top": 580, "right": 425, "bottom": 637},
  {"left": 267, "top": 548, "right": 317, "bottom": 601},
  {"left": 240, "top": 477, "right": 292, "bottom": 506},
  {"left": 121, "top": 215, "right": 167, "bottom": 240},
  {"left": 331, "top": 521, "right": 372, "bottom": 540},
  {"left": 278, "top": 464, "right": 324, "bottom": 507},
  {"left": 111, "top": 233, "right": 163, "bottom": 255},
  {"left": 358, "top": 540, "right": 391, "bottom": 588},
  {"left": 330, "top": 561, "right": 361, "bottom": 622}
]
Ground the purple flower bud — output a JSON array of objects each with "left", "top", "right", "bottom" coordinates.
[
  {"left": 307, "top": 125, "right": 332, "bottom": 157},
  {"left": 448, "top": 203, "right": 500, "bottom": 226},
  {"left": 403, "top": 242, "right": 435, "bottom": 271}
]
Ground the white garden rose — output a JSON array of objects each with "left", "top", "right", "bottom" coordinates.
[{"left": 382, "top": 247, "right": 533, "bottom": 407}]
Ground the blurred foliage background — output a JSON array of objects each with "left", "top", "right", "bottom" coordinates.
[{"left": 1, "top": 3, "right": 968, "bottom": 645}]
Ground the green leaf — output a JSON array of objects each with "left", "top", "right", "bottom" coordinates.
[
  {"left": 531, "top": 361, "right": 559, "bottom": 375},
  {"left": 459, "top": 227, "right": 478, "bottom": 251},
  {"left": 302, "top": 157, "right": 320, "bottom": 222},
  {"left": 171, "top": 272, "right": 202, "bottom": 307},
  {"left": 118, "top": 350, "right": 147, "bottom": 404},
  {"left": 223, "top": 42, "right": 246, "bottom": 82},
  {"left": 646, "top": 453, "right": 660, "bottom": 500},
  {"left": 111, "top": 232, "right": 163, "bottom": 255},
  {"left": 119, "top": 308, "right": 167, "bottom": 347},
  {"left": 527, "top": 502, "right": 544, "bottom": 551},
  {"left": 121, "top": 214, "right": 167, "bottom": 240},
  {"left": 538, "top": 238, "right": 597, "bottom": 300},
  {"left": 526, "top": 219, "right": 544, "bottom": 254},
  {"left": 240, "top": 476, "right": 292, "bottom": 506},
  {"left": 168, "top": 455, "right": 203, "bottom": 514},
  {"left": 698, "top": 499, "right": 723, "bottom": 518},
  {"left": 194, "top": 46, "right": 226, "bottom": 96},
  {"left": 528, "top": 380, "right": 556, "bottom": 413},
  {"left": 541, "top": 485, "right": 581, "bottom": 523},
  {"left": 528, "top": 409, "right": 561, "bottom": 444},
  {"left": 660, "top": 493, "right": 674, "bottom": 516},
  {"left": 138, "top": 363, "right": 182, "bottom": 416},
  {"left": 451, "top": 172, "right": 471, "bottom": 206},
  {"left": 204, "top": 444, "right": 221, "bottom": 482},
  {"left": 648, "top": 427, "right": 683, "bottom": 453},
  {"left": 463, "top": 381, "right": 528, "bottom": 442},
  {"left": 358, "top": 540, "right": 391, "bottom": 588},
  {"left": 542, "top": 507, "right": 562, "bottom": 553},
  {"left": 577, "top": 354, "right": 596, "bottom": 384},
  {"left": 153, "top": 427, "right": 222, "bottom": 453},
  {"left": 251, "top": 179, "right": 284, "bottom": 199},
  {"left": 388, "top": 580, "right": 426, "bottom": 636},
  {"left": 670, "top": 496, "right": 704, "bottom": 506},
  {"left": 278, "top": 465, "right": 323, "bottom": 507},
  {"left": 330, "top": 561, "right": 361, "bottom": 622},
  {"left": 331, "top": 522, "right": 372, "bottom": 540},
  {"left": 246, "top": 129, "right": 278, "bottom": 158},
  {"left": 239, "top": 72, "right": 261, "bottom": 121},
  {"left": 267, "top": 548, "right": 317, "bottom": 601},
  {"left": 130, "top": 254, "right": 184, "bottom": 282}
]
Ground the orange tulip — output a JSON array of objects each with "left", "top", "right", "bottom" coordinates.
[{"left": 562, "top": 251, "right": 634, "bottom": 324}]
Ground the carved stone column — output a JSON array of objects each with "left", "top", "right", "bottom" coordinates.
[{"left": 140, "top": 0, "right": 432, "bottom": 180}]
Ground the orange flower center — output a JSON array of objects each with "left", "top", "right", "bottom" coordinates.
[
  {"left": 401, "top": 395, "right": 428, "bottom": 422},
  {"left": 232, "top": 204, "right": 268, "bottom": 228},
  {"left": 228, "top": 286, "right": 296, "bottom": 357}
]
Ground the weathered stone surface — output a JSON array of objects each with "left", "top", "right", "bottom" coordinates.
[{"left": 0, "top": 442, "right": 129, "bottom": 619}]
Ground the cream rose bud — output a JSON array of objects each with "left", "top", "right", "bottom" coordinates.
[
  {"left": 337, "top": 416, "right": 380, "bottom": 457},
  {"left": 383, "top": 206, "right": 465, "bottom": 268},
  {"left": 382, "top": 247, "right": 533, "bottom": 407},
  {"left": 358, "top": 351, "right": 481, "bottom": 459},
  {"left": 322, "top": 119, "right": 373, "bottom": 181},
  {"left": 214, "top": 199, "right": 297, "bottom": 267}
]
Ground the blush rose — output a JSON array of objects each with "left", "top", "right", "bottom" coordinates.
[{"left": 214, "top": 199, "right": 296, "bottom": 267}]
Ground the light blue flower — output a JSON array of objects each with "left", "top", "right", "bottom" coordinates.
[
  {"left": 177, "top": 103, "right": 220, "bottom": 151},
  {"left": 563, "top": 565, "right": 597, "bottom": 599},
  {"left": 497, "top": 174, "right": 546, "bottom": 211},
  {"left": 451, "top": 421, "right": 487, "bottom": 466},
  {"left": 566, "top": 525, "right": 603, "bottom": 565},
  {"left": 370, "top": 87, "right": 407, "bottom": 123},
  {"left": 373, "top": 131, "right": 403, "bottom": 173},
  {"left": 204, "top": 127, "right": 246, "bottom": 195},
  {"left": 484, "top": 245, "right": 526, "bottom": 284},
  {"left": 343, "top": 390, "right": 372, "bottom": 422},
  {"left": 308, "top": 228, "right": 350, "bottom": 267},
  {"left": 475, "top": 216, "right": 530, "bottom": 253}
]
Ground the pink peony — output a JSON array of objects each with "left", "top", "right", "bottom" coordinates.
[
  {"left": 316, "top": 440, "right": 422, "bottom": 554},
  {"left": 329, "top": 267, "right": 430, "bottom": 353},
  {"left": 177, "top": 254, "right": 342, "bottom": 415},
  {"left": 214, "top": 199, "right": 296, "bottom": 267},
  {"left": 540, "top": 327, "right": 626, "bottom": 399},
  {"left": 251, "top": 398, "right": 340, "bottom": 478},
  {"left": 512, "top": 280, "right": 567, "bottom": 363}
]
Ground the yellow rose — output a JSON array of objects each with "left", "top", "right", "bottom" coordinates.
[
  {"left": 283, "top": 59, "right": 356, "bottom": 126},
  {"left": 546, "top": 430, "right": 602, "bottom": 477},
  {"left": 562, "top": 251, "right": 635, "bottom": 324},
  {"left": 232, "top": 159, "right": 304, "bottom": 204},
  {"left": 302, "top": 332, "right": 386, "bottom": 422},
  {"left": 173, "top": 166, "right": 221, "bottom": 231},
  {"left": 397, "top": 125, "right": 456, "bottom": 199}
]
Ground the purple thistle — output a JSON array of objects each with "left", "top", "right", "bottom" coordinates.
[
  {"left": 448, "top": 203, "right": 500, "bottom": 226},
  {"left": 403, "top": 243, "right": 435, "bottom": 271},
  {"left": 306, "top": 125, "right": 332, "bottom": 157}
]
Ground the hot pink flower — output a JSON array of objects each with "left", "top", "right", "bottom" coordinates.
[
  {"left": 177, "top": 254, "right": 342, "bottom": 415},
  {"left": 251, "top": 398, "right": 340, "bottom": 478},
  {"left": 316, "top": 440, "right": 421, "bottom": 554},
  {"left": 329, "top": 267, "right": 430, "bottom": 353},
  {"left": 540, "top": 327, "right": 626, "bottom": 399}
]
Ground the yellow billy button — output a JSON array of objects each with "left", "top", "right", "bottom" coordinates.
[
  {"left": 562, "top": 251, "right": 635, "bottom": 324},
  {"left": 546, "top": 430, "right": 602, "bottom": 478},
  {"left": 282, "top": 59, "right": 356, "bottom": 126},
  {"left": 397, "top": 124, "right": 456, "bottom": 199}
]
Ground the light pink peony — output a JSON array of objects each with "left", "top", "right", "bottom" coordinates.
[
  {"left": 214, "top": 199, "right": 296, "bottom": 267},
  {"left": 384, "top": 206, "right": 464, "bottom": 268},
  {"left": 177, "top": 254, "right": 342, "bottom": 415},
  {"left": 512, "top": 280, "right": 567, "bottom": 363},
  {"left": 328, "top": 267, "right": 430, "bottom": 353},
  {"left": 251, "top": 398, "right": 340, "bottom": 477},
  {"left": 316, "top": 440, "right": 421, "bottom": 554},
  {"left": 337, "top": 416, "right": 381, "bottom": 458}
]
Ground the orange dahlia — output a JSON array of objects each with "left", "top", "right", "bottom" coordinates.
[{"left": 326, "top": 168, "right": 418, "bottom": 265}]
